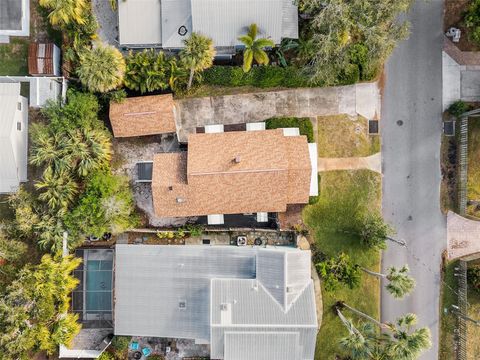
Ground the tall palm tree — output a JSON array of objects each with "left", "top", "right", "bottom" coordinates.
[
  {"left": 38, "top": 0, "right": 87, "bottom": 27},
  {"left": 335, "top": 302, "right": 431, "bottom": 360},
  {"left": 385, "top": 314, "right": 432, "bottom": 360},
  {"left": 35, "top": 168, "right": 78, "bottom": 211},
  {"left": 180, "top": 33, "right": 216, "bottom": 90},
  {"left": 29, "top": 125, "right": 71, "bottom": 175},
  {"left": 238, "top": 23, "right": 275, "bottom": 72},
  {"left": 77, "top": 42, "right": 126, "bottom": 93},
  {"left": 361, "top": 265, "right": 415, "bottom": 299}
]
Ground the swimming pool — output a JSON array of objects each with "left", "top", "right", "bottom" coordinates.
[{"left": 72, "top": 249, "right": 113, "bottom": 322}]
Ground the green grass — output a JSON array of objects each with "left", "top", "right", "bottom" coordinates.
[
  {"left": 317, "top": 115, "right": 380, "bottom": 158},
  {"left": 303, "top": 170, "right": 382, "bottom": 360},
  {"left": 467, "top": 261, "right": 480, "bottom": 359},
  {"left": 439, "top": 260, "right": 459, "bottom": 360},
  {"left": 0, "top": 38, "right": 29, "bottom": 76},
  {"left": 467, "top": 118, "right": 480, "bottom": 217},
  {"left": 265, "top": 117, "right": 314, "bottom": 143}
]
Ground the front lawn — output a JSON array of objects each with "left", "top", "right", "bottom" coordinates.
[
  {"left": 439, "top": 260, "right": 459, "bottom": 360},
  {"left": 0, "top": 38, "right": 29, "bottom": 76},
  {"left": 303, "top": 170, "right": 381, "bottom": 359},
  {"left": 266, "top": 117, "right": 314, "bottom": 142},
  {"left": 467, "top": 118, "right": 480, "bottom": 217},
  {"left": 467, "top": 261, "right": 480, "bottom": 359},
  {"left": 317, "top": 115, "right": 380, "bottom": 158}
]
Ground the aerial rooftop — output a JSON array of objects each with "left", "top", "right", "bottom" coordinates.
[
  {"left": 114, "top": 245, "right": 317, "bottom": 360},
  {"left": 152, "top": 129, "right": 316, "bottom": 217},
  {"left": 118, "top": 0, "right": 298, "bottom": 48},
  {"left": 0, "top": 0, "right": 29, "bottom": 37},
  {"left": 109, "top": 94, "right": 177, "bottom": 138}
]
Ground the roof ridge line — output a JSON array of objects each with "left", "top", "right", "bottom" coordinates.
[{"left": 189, "top": 168, "right": 287, "bottom": 176}]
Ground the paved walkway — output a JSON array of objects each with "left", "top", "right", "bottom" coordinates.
[
  {"left": 443, "top": 36, "right": 480, "bottom": 110},
  {"left": 447, "top": 211, "right": 480, "bottom": 260},
  {"left": 318, "top": 152, "right": 382, "bottom": 173},
  {"left": 174, "top": 82, "right": 381, "bottom": 142}
]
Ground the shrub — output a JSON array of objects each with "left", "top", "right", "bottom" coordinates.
[
  {"left": 124, "top": 50, "right": 171, "bottom": 93},
  {"left": 98, "top": 352, "right": 115, "bottom": 360},
  {"left": 265, "top": 117, "right": 314, "bottom": 142},
  {"left": 448, "top": 100, "right": 470, "bottom": 117},
  {"left": 111, "top": 336, "right": 131, "bottom": 359},
  {"left": 202, "top": 65, "right": 311, "bottom": 88},
  {"left": 468, "top": 265, "right": 480, "bottom": 291},
  {"left": 148, "top": 355, "right": 164, "bottom": 360},
  {"left": 465, "top": 0, "right": 480, "bottom": 45}
]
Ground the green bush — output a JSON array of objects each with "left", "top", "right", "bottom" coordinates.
[
  {"left": 202, "top": 65, "right": 311, "bottom": 88},
  {"left": 124, "top": 49, "right": 171, "bottom": 93},
  {"left": 448, "top": 100, "right": 470, "bottom": 117},
  {"left": 98, "top": 352, "right": 115, "bottom": 360},
  {"left": 265, "top": 117, "right": 314, "bottom": 142},
  {"left": 465, "top": 0, "right": 480, "bottom": 45},
  {"left": 468, "top": 265, "right": 480, "bottom": 291},
  {"left": 148, "top": 355, "right": 164, "bottom": 360}
]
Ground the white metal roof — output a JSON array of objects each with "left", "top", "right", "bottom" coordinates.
[
  {"left": 0, "top": 83, "right": 28, "bottom": 193},
  {"left": 114, "top": 245, "right": 317, "bottom": 359},
  {"left": 308, "top": 143, "right": 318, "bottom": 196},
  {"left": 118, "top": 0, "right": 162, "bottom": 45}
]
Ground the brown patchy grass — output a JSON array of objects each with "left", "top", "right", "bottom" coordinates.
[
  {"left": 0, "top": 38, "right": 29, "bottom": 76},
  {"left": 439, "top": 260, "right": 459, "bottom": 360},
  {"left": 316, "top": 114, "right": 380, "bottom": 158},
  {"left": 467, "top": 118, "right": 480, "bottom": 217}
]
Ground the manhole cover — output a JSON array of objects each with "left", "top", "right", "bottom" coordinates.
[
  {"left": 133, "top": 351, "right": 142, "bottom": 360},
  {"left": 397, "top": 120, "right": 404, "bottom": 126}
]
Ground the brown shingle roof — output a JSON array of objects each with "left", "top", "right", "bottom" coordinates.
[
  {"left": 109, "top": 94, "right": 177, "bottom": 138},
  {"left": 28, "top": 43, "right": 55, "bottom": 76},
  {"left": 152, "top": 129, "right": 311, "bottom": 217}
]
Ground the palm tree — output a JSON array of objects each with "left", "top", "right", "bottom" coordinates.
[
  {"left": 124, "top": 49, "right": 170, "bottom": 93},
  {"left": 180, "top": 33, "right": 216, "bottom": 90},
  {"left": 361, "top": 265, "right": 415, "bottom": 299},
  {"left": 66, "top": 128, "right": 112, "bottom": 177},
  {"left": 335, "top": 302, "right": 431, "bottom": 360},
  {"left": 35, "top": 168, "right": 78, "bottom": 211},
  {"left": 238, "top": 23, "right": 275, "bottom": 72},
  {"left": 77, "top": 42, "right": 126, "bottom": 93},
  {"left": 30, "top": 124, "right": 71, "bottom": 174},
  {"left": 385, "top": 314, "right": 432, "bottom": 360},
  {"left": 39, "top": 0, "right": 87, "bottom": 27}
]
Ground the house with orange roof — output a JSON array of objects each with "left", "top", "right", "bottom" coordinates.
[{"left": 151, "top": 128, "right": 318, "bottom": 225}]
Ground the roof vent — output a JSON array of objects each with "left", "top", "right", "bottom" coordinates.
[
  {"left": 286, "top": 286, "right": 292, "bottom": 293},
  {"left": 220, "top": 303, "right": 228, "bottom": 311},
  {"left": 176, "top": 197, "right": 185, "bottom": 203},
  {"left": 168, "top": 186, "right": 173, "bottom": 191},
  {"left": 178, "top": 300, "right": 186, "bottom": 309},
  {"left": 234, "top": 155, "right": 241, "bottom": 163},
  {"left": 178, "top": 25, "right": 188, "bottom": 36}
]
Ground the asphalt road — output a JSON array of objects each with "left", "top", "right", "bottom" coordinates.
[{"left": 381, "top": 1, "right": 446, "bottom": 359}]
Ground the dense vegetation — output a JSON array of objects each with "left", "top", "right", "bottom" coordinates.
[
  {"left": 465, "top": 0, "right": 480, "bottom": 45},
  {"left": 265, "top": 117, "right": 314, "bottom": 142}
]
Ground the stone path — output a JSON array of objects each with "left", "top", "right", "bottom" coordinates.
[
  {"left": 447, "top": 210, "right": 480, "bottom": 260},
  {"left": 318, "top": 152, "right": 382, "bottom": 173},
  {"left": 297, "top": 235, "right": 323, "bottom": 330},
  {"left": 174, "top": 82, "right": 381, "bottom": 142}
]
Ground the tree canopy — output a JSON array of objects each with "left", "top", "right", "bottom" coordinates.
[
  {"left": 0, "top": 255, "right": 81, "bottom": 360},
  {"left": 180, "top": 32, "right": 216, "bottom": 89}
]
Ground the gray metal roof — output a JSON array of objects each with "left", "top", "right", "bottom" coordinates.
[
  {"left": 0, "top": 83, "right": 28, "bottom": 193},
  {"left": 224, "top": 332, "right": 301, "bottom": 360},
  {"left": 118, "top": 0, "right": 298, "bottom": 47},
  {"left": 114, "top": 245, "right": 317, "bottom": 359}
]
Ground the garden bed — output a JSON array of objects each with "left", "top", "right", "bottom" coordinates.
[
  {"left": 445, "top": 0, "right": 480, "bottom": 51},
  {"left": 316, "top": 115, "right": 380, "bottom": 158},
  {"left": 303, "top": 170, "right": 382, "bottom": 359},
  {"left": 467, "top": 117, "right": 480, "bottom": 217}
]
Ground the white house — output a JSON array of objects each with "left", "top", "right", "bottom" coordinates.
[{"left": 0, "top": 83, "right": 28, "bottom": 193}]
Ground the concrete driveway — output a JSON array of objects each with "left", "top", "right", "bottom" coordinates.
[
  {"left": 381, "top": 1, "right": 446, "bottom": 359},
  {"left": 447, "top": 211, "right": 480, "bottom": 260},
  {"left": 175, "top": 82, "right": 381, "bottom": 141}
]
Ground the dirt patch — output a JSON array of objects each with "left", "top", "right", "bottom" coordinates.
[
  {"left": 445, "top": 0, "right": 480, "bottom": 51},
  {"left": 278, "top": 204, "right": 306, "bottom": 230}
]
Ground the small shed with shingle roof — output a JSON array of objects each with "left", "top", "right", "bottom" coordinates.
[{"left": 109, "top": 94, "right": 177, "bottom": 138}]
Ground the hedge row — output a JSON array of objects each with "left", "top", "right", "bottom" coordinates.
[
  {"left": 202, "top": 66, "right": 312, "bottom": 88},
  {"left": 265, "top": 117, "right": 314, "bottom": 143}
]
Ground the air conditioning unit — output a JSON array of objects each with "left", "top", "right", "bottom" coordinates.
[{"left": 237, "top": 236, "right": 247, "bottom": 246}]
